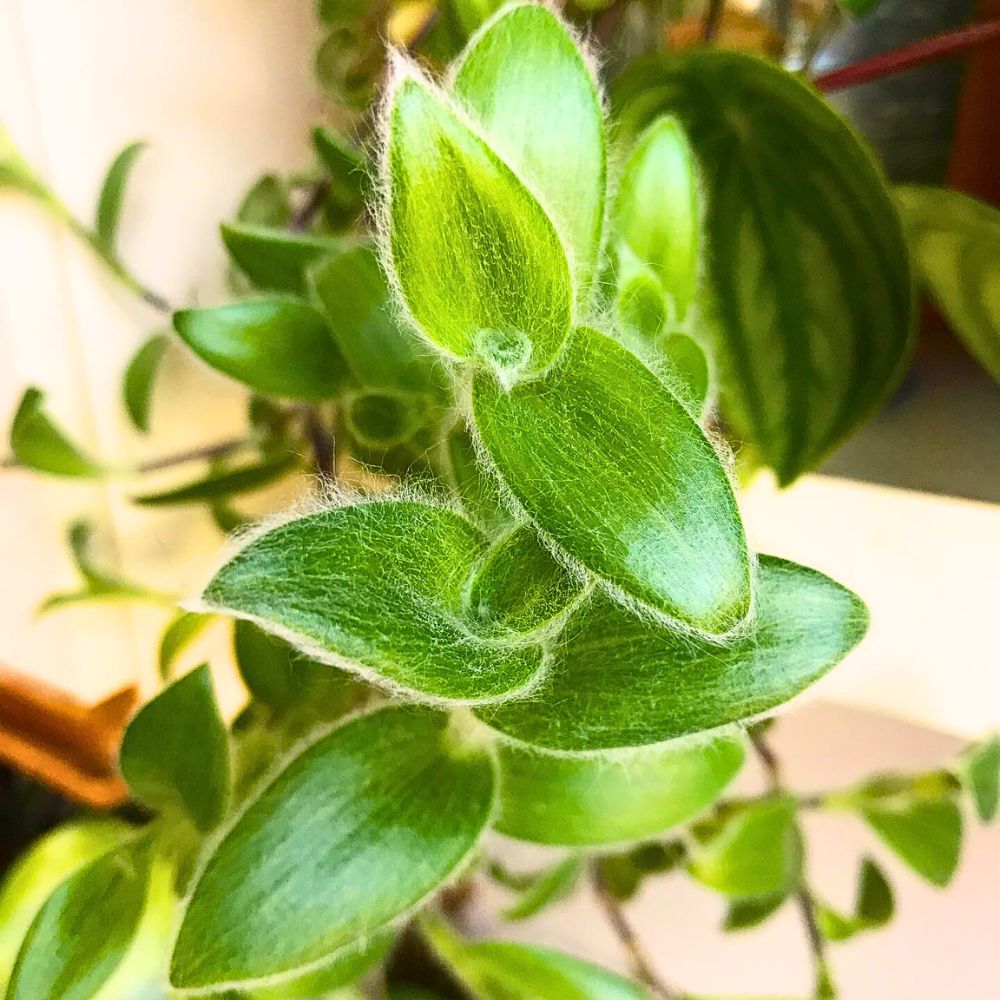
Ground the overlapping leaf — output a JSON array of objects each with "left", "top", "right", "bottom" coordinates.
[{"left": 221, "top": 223, "right": 342, "bottom": 295}]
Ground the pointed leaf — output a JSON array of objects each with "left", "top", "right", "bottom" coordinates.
[
  {"left": 203, "top": 500, "right": 544, "bottom": 703},
  {"left": 123, "top": 332, "right": 168, "bottom": 432},
  {"left": 962, "top": 735, "right": 1000, "bottom": 823},
  {"left": 236, "top": 173, "right": 292, "bottom": 227},
  {"left": 159, "top": 611, "right": 215, "bottom": 680},
  {"left": 6, "top": 839, "right": 151, "bottom": 1000},
  {"left": 313, "top": 126, "right": 366, "bottom": 222},
  {"left": 615, "top": 52, "right": 914, "bottom": 483},
  {"left": 170, "top": 706, "right": 496, "bottom": 989},
  {"left": 452, "top": 4, "right": 606, "bottom": 305},
  {"left": 861, "top": 798, "right": 962, "bottom": 887},
  {"left": 472, "top": 326, "right": 750, "bottom": 634},
  {"left": 897, "top": 186, "right": 1000, "bottom": 384},
  {"left": 0, "top": 124, "right": 53, "bottom": 203},
  {"left": 496, "top": 735, "right": 744, "bottom": 847},
  {"left": 95, "top": 140, "right": 146, "bottom": 252},
  {"left": 132, "top": 453, "right": 299, "bottom": 506},
  {"left": 119, "top": 664, "right": 230, "bottom": 831},
  {"left": 9, "top": 386, "right": 105, "bottom": 477},
  {"left": 723, "top": 893, "right": 787, "bottom": 932},
  {"left": 174, "top": 299, "right": 347, "bottom": 400},
  {"left": 478, "top": 555, "right": 867, "bottom": 752},
  {"left": 221, "top": 223, "right": 342, "bottom": 295},
  {"left": 816, "top": 857, "right": 893, "bottom": 942},
  {"left": 662, "top": 333, "right": 710, "bottom": 415},
  {"left": 502, "top": 857, "right": 584, "bottom": 921},
  {"left": 614, "top": 117, "right": 700, "bottom": 321},
  {"left": 689, "top": 796, "right": 801, "bottom": 899},
  {"left": 384, "top": 73, "right": 572, "bottom": 375}
]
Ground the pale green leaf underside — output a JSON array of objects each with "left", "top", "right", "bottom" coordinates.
[
  {"left": 614, "top": 51, "right": 913, "bottom": 483},
  {"left": 472, "top": 326, "right": 750, "bottom": 635},
  {"left": 9, "top": 386, "right": 105, "bottom": 478},
  {"left": 119, "top": 664, "right": 230, "bottom": 831},
  {"left": 123, "top": 332, "right": 168, "bottom": 433},
  {"left": 174, "top": 299, "right": 347, "bottom": 401},
  {"left": 386, "top": 75, "right": 572, "bottom": 374},
  {"left": 477, "top": 555, "right": 867, "bottom": 751},
  {"left": 861, "top": 798, "right": 962, "bottom": 887},
  {"left": 170, "top": 706, "right": 495, "bottom": 989},
  {"left": 897, "top": 185, "right": 1000, "bottom": 384},
  {"left": 203, "top": 500, "right": 545, "bottom": 703},
  {"left": 495, "top": 735, "right": 744, "bottom": 846},
  {"left": 452, "top": 3, "right": 606, "bottom": 306}
]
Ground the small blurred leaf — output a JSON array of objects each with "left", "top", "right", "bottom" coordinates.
[
  {"left": 94, "top": 140, "right": 146, "bottom": 253},
  {"left": 122, "top": 332, "right": 168, "bottom": 432},
  {"left": 315, "top": 27, "right": 380, "bottom": 108},
  {"left": 236, "top": 173, "right": 293, "bottom": 227},
  {"left": 838, "top": 0, "right": 885, "bottom": 15},
  {"left": 689, "top": 796, "right": 801, "bottom": 899},
  {"left": 313, "top": 127, "right": 366, "bottom": 222},
  {"left": 597, "top": 842, "right": 686, "bottom": 902},
  {"left": 961, "top": 736, "right": 1000, "bottom": 822},
  {"left": 6, "top": 838, "right": 151, "bottom": 1000},
  {"left": 221, "top": 222, "right": 342, "bottom": 295},
  {"left": 132, "top": 453, "right": 299, "bottom": 506},
  {"left": 158, "top": 611, "right": 215, "bottom": 680},
  {"left": 9, "top": 386, "right": 105, "bottom": 477},
  {"left": 816, "top": 857, "right": 893, "bottom": 941},
  {"left": 662, "top": 332, "right": 710, "bottom": 416},
  {"left": 317, "top": 0, "right": 369, "bottom": 24},
  {"left": 447, "top": 0, "right": 504, "bottom": 36},
  {"left": 119, "top": 664, "right": 230, "bottom": 831},
  {"left": 0, "top": 123, "right": 54, "bottom": 204},
  {"left": 502, "top": 857, "right": 584, "bottom": 921},
  {"left": 174, "top": 299, "right": 348, "bottom": 400},
  {"left": 723, "top": 892, "right": 787, "bottom": 932},
  {"left": 897, "top": 186, "right": 1000, "bottom": 385},
  {"left": 862, "top": 798, "right": 962, "bottom": 887},
  {"left": 385, "top": 73, "right": 572, "bottom": 375}
]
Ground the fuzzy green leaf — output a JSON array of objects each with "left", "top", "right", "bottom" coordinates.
[
  {"left": 615, "top": 52, "right": 914, "bottom": 483},
  {"left": 170, "top": 705, "right": 496, "bottom": 989},
  {"left": 6, "top": 839, "right": 150, "bottom": 1000},
  {"left": 385, "top": 74, "right": 572, "bottom": 375},
  {"left": 158, "top": 611, "right": 214, "bottom": 680},
  {"left": 614, "top": 117, "right": 700, "bottom": 321},
  {"left": 94, "top": 141, "right": 146, "bottom": 253},
  {"left": 452, "top": 3, "right": 606, "bottom": 306},
  {"left": 132, "top": 454, "right": 299, "bottom": 506},
  {"left": 502, "top": 857, "right": 584, "bottom": 921},
  {"left": 174, "top": 299, "right": 347, "bottom": 400},
  {"left": 495, "top": 735, "right": 743, "bottom": 847},
  {"left": 962, "top": 736, "right": 1000, "bottom": 823},
  {"left": 9, "top": 386, "right": 105, "bottom": 477},
  {"left": 446, "top": 426, "right": 513, "bottom": 536},
  {"left": 689, "top": 796, "right": 801, "bottom": 899},
  {"left": 122, "top": 332, "right": 168, "bottom": 432},
  {"left": 221, "top": 223, "right": 341, "bottom": 295},
  {"left": 662, "top": 332, "right": 710, "bottom": 415},
  {"left": 477, "top": 556, "right": 867, "bottom": 752},
  {"left": 119, "top": 664, "right": 230, "bottom": 831},
  {"left": 897, "top": 186, "right": 1000, "bottom": 384},
  {"left": 203, "top": 500, "right": 544, "bottom": 703},
  {"left": 861, "top": 798, "right": 962, "bottom": 887},
  {"left": 472, "top": 326, "right": 750, "bottom": 635}
]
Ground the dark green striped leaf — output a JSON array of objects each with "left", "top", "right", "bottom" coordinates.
[
  {"left": 477, "top": 556, "right": 867, "bottom": 752},
  {"left": 132, "top": 453, "right": 299, "bottom": 506},
  {"left": 897, "top": 186, "right": 1000, "bottom": 384},
  {"left": 615, "top": 52, "right": 914, "bottom": 483},
  {"left": 94, "top": 141, "right": 146, "bottom": 253},
  {"left": 119, "top": 664, "right": 230, "bottom": 831},
  {"left": 452, "top": 3, "right": 606, "bottom": 306},
  {"left": 472, "top": 326, "right": 750, "bottom": 635},
  {"left": 170, "top": 706, "right": 496, "bottom": 989},
  {"left": 203, "top": 500, "right": 545, "bottom": 703},
  {"left": 9, "top": 386, "right": 105, "bottom": 478},
  {"left": 174, "top": 299, "right": 347, "bottom": 400},
  {"left": 384, "top": 73, "right": 572, "bottom": 375},
  {"left": 495, "top": 736, "right": 743, "bottom": 847},
  {"left": 861, "top": 798, "right": 962, "bottom": 887},
  {"left": 122, "top": 332, "right": 168, "bottom": 433},
  {"left": 221, "top": 222, "right": 341, "bottom": 295}
]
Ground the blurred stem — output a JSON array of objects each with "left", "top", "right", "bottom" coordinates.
[
  {"left": 702, "top": 0, "right": 725, "bottom": 42},
  {"left": 135, "top": 436, "right": 255, "bottom": 474},
  {"left": 303, "top": 406, "right": 336, "bottom": 478},
  {"left": 288, "top": 179, "right": 331, "bottom": 233}
]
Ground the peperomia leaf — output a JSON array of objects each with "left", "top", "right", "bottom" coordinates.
[
  {"left": 174, "top": 299, "right": 347, "bottom": 400},
  {"left": 221, "top": 223, "right": 342, "bottom": 295},
  {"left": 9, "top": 386, "right": 106, "bottom": 478},
  {"left": 615, "top": 52, "right": 914, "bottom": 484},
  {"left": 6, "top": 838, "right": 151, "bottom": 1000},
  {"left": 816, "top": 857, "right": 894, "bottom": 942},
  {"left": 202, "top": 500, "right": 545, "bottom": 703},
  {"left": 384, "top": 73, "right": 572, "bottom": 377},
  {"left": 94, "top": 140, "right": 146, "bottom": 253},
  {"left": 452, "top": 3, "right": 606, "bottom": 306},
  {"left": 861, "top": 798, "right": 962, "bottom": 887},
  {"left": 614, "top": 116, "right": 700, "bottom": 322},
  {"left": 477, "top": 555, "right": 867, "bottom": 752},
  {"left": 495, "top": 735, "right": 744, "bottom": 847},
  {"left": 132, "top": 453, "right": 300, "bottom": 506},
  {"left": 501, "top": 857, "right": 584, "bottom": 921},
  {"left": 170, "top": 706, "right": 496, "bottom": 990},
  {"left": 896, "top": 186, "right": 1000, "bottom": 384},
  {"left": 961, "top": 736, "right": 1000, "bottom": 823},
  {"left": 688, "top": 796, "right": 801, "bottom": 899},
  {"left": 472, "top": 326, "right": 750, "bottom": 635},
  {"left": 119, "top": 664, "right": 230, "bottom": 831},
  {"left": 122, "top": 332, "right": 168, "bottom": 433}
]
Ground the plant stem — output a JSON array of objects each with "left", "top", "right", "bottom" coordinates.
[
  {"left": 590, "top": 864, "right": 680, "bottom": 1000},
  {"left": 303, "top": 407, "right": 336, "bottom": 478},
  {"left": 702, "top": 0, "right": 725, "bottom": 42},
  {"left": 288, "top": 179, "right": 331, "bottom": 233},
  {"left": 135, "top": 436, "right": 254, "bottom": 474},
  {"left": 814, "top": 20, "right": 1000, "bottom": 92}
]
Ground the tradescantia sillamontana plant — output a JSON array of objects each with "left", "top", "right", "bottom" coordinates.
[{"left": 2, "top": 3, "right": 1000, "bottom": 1000}]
